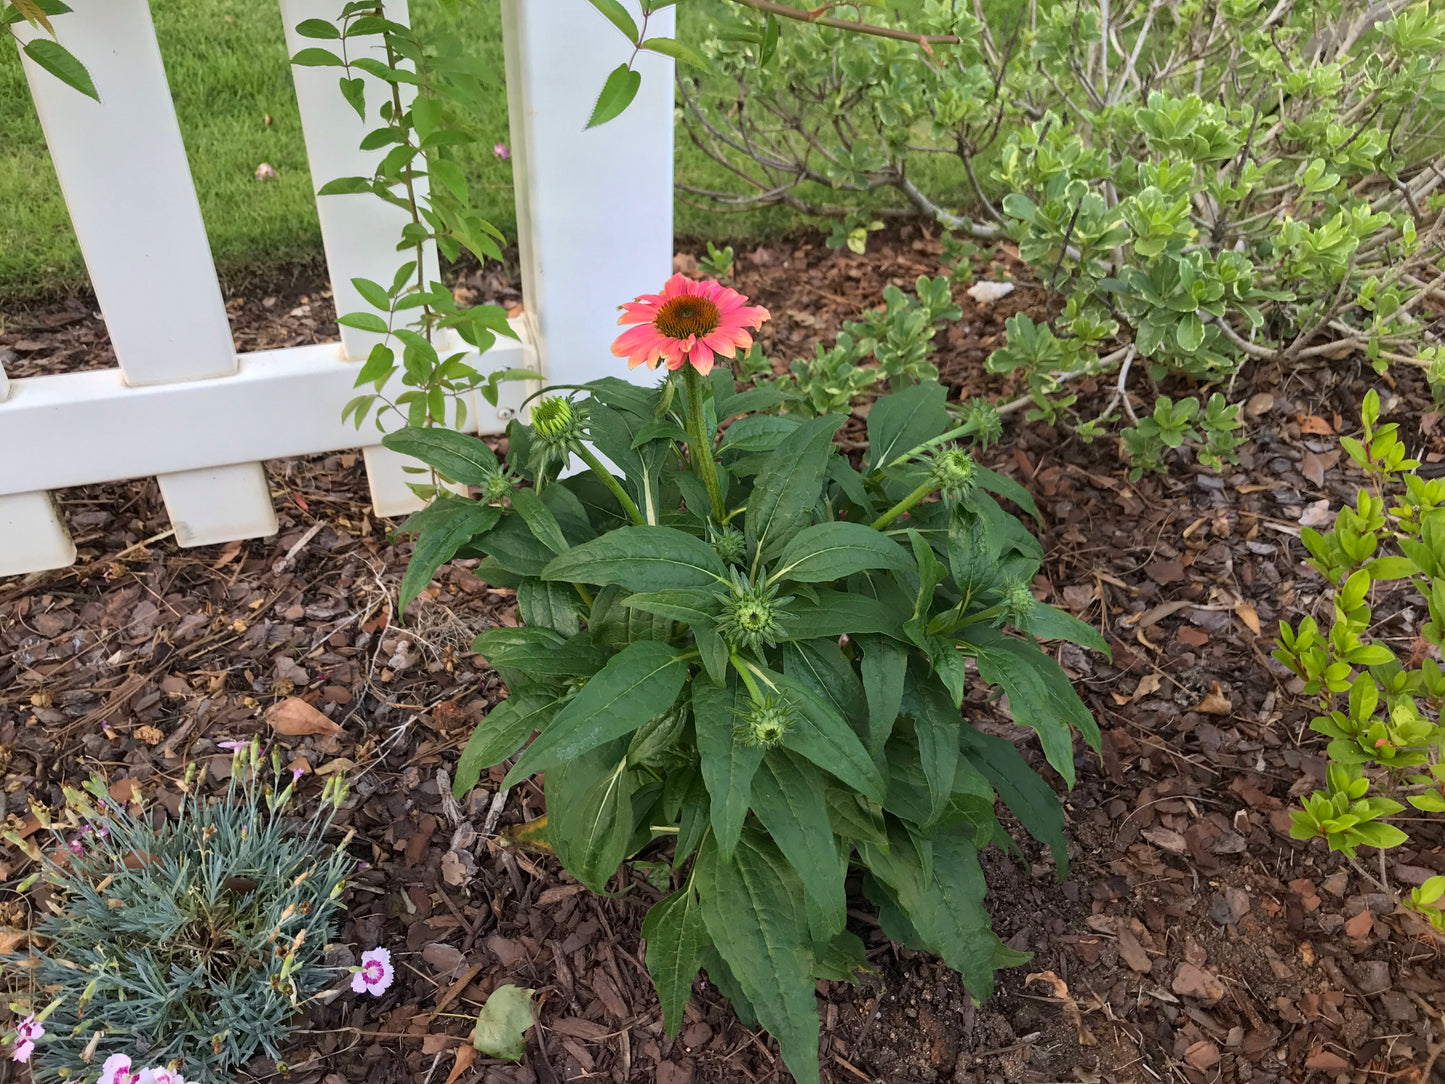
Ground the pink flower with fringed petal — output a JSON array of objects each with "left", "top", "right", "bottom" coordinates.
[{"left": 611, "top": 274, "right": 770, "bottom": 377}]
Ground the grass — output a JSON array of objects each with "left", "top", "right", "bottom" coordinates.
[{"left": 0, "top": 1, "right": 972, "bottom": 303}]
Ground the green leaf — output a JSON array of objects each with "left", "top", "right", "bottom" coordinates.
[
  {"left": 957, "top": 726, "right": 1067, "bottom": 872},
  {"left": 867, "top": 379, "right": 948, "bottom": 473},
  {"left": 454, "top": 690, "right": 561, "bottom": 796},
  {"left": 504, "top": 642, "right": 688, "bottom": 784},
  {"left": 693, "top": 677, "right": 764, "bottom": 862},
  {"left": 541, "top": 526, "right": 727, "bottom": 591},
  {"left": 548, "top": 753, "right": 635, "bottom": 892},
  {"left": 316, "top": 176, "right": 373, "bottom": 196},
  {"left": 973, "top": 465, "right": 1039, "bottom": 520},
  {"left": 351, "top": 276, "right": 390, "bottom": 311},
  {"left": 863, "top": 823, "right": 1023, "bottom": 998},
  {"left": 516, "top": 579, "right": 583, "bottom": 638},
  {"left": 338, "top": 76, "right": 365, "bottom": 119},
  {"left": 586, "top": 63, "right": 641, "bottom": 130},
  {"left": 783, "top": 589, "right": 908, "bottom": 641},
  {"left": 751, "top": 750, "right": 847, "bottom": 941},
  {"left": 1176, "top": 312, "right": 1205, "bottom": 352},
  {"left": 472, "top": 984, "right": 536, "bottom": 1060},
  {"left": 642, "top": 888, "right": 710, "bottom": 1038},
  {"left": 382, "top": 427, "right": 500, "bottom": 485},
  {"left": 398, "top": 501, "right": 500, "bottom": 617},
  {"left": 22, "top": 38, "right": 97, "bottom": 100},
  {"left": 770, "top": 670, "right": 885, "bottom": 801},
  {"left": 770, "top": 521, "right": 914, "bottom": 584},
  {"left": 1023, "top": 602, "right": 1109, "bottom": 655},
  {"left": 337, "top": 311, "right": 388, "bottom": 333},
  {"left": 510, "top": 487, "right": 571, "bottom": 555},
  {"left": 584, "top": 0, "right": 638, "bottom": 41},
  {"left": 970, "top": 627, "right": 1100, "bottom": 768},
  {"left": 623, "top": 589, "right": 721, "bottom": 626},
  {"left": 295, "top": 17, "right": 341, "bottom": 38},
  {"left": 290, "top": 46, "right": 345, "bottom": 66},
  {"left": 747, "top": 416, "right": 844, "bottom": 560},
  {"left": 470, "top": 627, "right": 604, "bottom": 677},
  {"left": 696, "top": 832, "right": 821, "bottom": 1084},
  {"left": 859, "top": 635, "right": 907, "bottom": 755},
  {"left": 783, "top": 639, "right": 865, "bottom": 735},
  {"left": 901, "top": 671, "right": 961, "bottom": 827},
  {"left": 639, "top": 36, "right": 710, "bottom": 70}
]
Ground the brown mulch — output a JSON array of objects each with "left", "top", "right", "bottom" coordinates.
[{"left": 3, "top": 225, "right": 1444, "bottom": 1084}]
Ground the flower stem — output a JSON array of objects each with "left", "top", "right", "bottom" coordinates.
[
  {"left": 683, "top": 366, "right": 727, "bottom": 523},
  {"left": 870, "top": 478, "right": 936, "bottom": 531},
  {"left": 574, "top": 443, "right": 645, "bottom": 526}
]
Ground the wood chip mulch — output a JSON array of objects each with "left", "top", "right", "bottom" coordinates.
[{"left": 2, "top": 225, "right": 1443, "bottom": 1084}]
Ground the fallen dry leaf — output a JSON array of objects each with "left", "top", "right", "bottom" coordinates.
[
  {"left": 1026, "top": 971, "right": 1096, "bottom": 1046},
  {"left": 267, "top": 697, "right": 342, "bottom": 740},
  {"left": 1234, "top": 602, "right": 1261, "bottom": 635},
  {"left": 1298, "top": 413, "right": 1334, "bottom": 435},
  {"left": 1130, "top": 673, "right": 1163, "bottom": 703},
  {"left": 1245, "top": 392, "right": 1275, "bottom": 416},
  {"left": 0, "top": 927, "right": 28, "bottom": 954},
  {"left": 966, "top": 280, "right": 1015, "bottom": 303},
  {"left": 1194, "top": 681, "right": 1233, "bottom": 715},
  {"left": 1300, "top": 448, "right": 1341, "bottom": 487},
  {"left": 1300, "top": 498, "right": 1333, "bottom": 528},
  {"left": 445, "top": 1045, "right": 477, "bottom": 1084}
]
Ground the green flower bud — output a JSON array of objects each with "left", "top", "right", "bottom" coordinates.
[
  {"left": 709, "top": 524, "right": 747, "bottom": 566},
  {"left": 930, "top": 449, "right": 977, "bottom": 500},
  {"left": 961, "top": 399, "right": 1003, "bottom": 448},
  {"left": 716, "top": 571, "right": 792, "bottom": 650},
  {"left": 735, "top": 693, "right": 794, "bottom": 748},
  {"left": 1001, "top": 579, "right": 1036, "bottom": 625},
  {"left": 531, "top": 396, "right": 577, "bottom": 443},
  {"left": 479, "top": 467, "right": 519, "bottom": 503}
]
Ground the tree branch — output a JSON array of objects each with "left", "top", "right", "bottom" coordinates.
[{"left": 724, "top": 0, "right": 964, "bottom": 46}]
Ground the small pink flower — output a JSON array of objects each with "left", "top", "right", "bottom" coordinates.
[
  {"left": 138, "top": 1066, "right": 187, "bottom": 1084},
  {"left": 14, "top": 1015, "right": 43, "bottom": 1043},
  {"left": 351, "top": 947, "right": 394, "bottom": 996},
  {"left": 102, "top": 1054, "right": 141, "bottom": 1084},
  {"left": 612, "top": 275, "right": 771, "bottom": 377},
  {"left": 493, "top": 143, "right": 510, "bottom": 160},
  {"left": 68, "top": 837, "right": 85, "bottom": 856},
  {"left": 217, "top": 740, "right": 248, "bottom": 753},
  {"left": 291, "top": 767, "right": 304, "bottom": 783},
  {"left": 12, "top": 1040, "right": 33, "bottom": 1063}
]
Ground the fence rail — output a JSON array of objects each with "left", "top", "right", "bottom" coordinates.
[{"left": 0, "top": 0, "right": 672, "bottom": 577}]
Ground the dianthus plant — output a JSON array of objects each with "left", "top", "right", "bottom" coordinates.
[
  {"left": 385, "top": 276, "right": 1104, "bottom": 1084},
  {"left": 3, "top": 743, "right": 353, "bottom": 1084}
]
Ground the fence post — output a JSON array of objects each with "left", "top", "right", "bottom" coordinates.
[
  {"left": 501, "top": 0, "right": 675, "bottom": 390},
  {"left": 10, "top": 0, "right": 276, "bottom": 552}
]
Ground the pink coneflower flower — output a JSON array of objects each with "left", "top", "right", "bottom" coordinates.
[
  {"left": 612, "top": 274, "right": 770, "bottom": 377},
  {"left": 351, "top": 947, "right": 394, "bottom": 996},
  {"left": 493, "top": 143, "right": 510, "bottom": 160},
  {"left": 101, "top": 1053, "right": 141, "bottom": 1084}
]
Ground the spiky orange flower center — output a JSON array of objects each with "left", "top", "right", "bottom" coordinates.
[{"left": 653, "top": 296, "right": 720, "bottom": 340}]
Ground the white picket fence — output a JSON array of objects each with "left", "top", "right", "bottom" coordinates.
[{"left": 0, "top": 0, "right": 673, "bottom": 578}]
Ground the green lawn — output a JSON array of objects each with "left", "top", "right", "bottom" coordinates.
[{"left": 0, "top": 2, "right": 966, "bottom": 303}]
